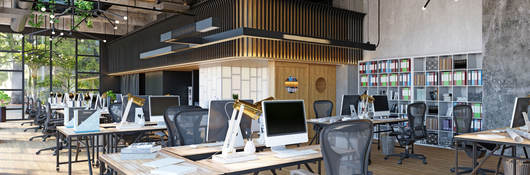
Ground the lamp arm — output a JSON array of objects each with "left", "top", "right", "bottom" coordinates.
[{"left": 119, "top": 99, "right": 133, "bottom": 127}]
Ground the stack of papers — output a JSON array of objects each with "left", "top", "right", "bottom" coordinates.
[
  {"left": 143, "top": 157, "right": 197, "bottom": 175},
  {"left": 120, "top": 142, "right": 161, "bottom": 160}
]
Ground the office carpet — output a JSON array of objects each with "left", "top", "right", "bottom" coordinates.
[{"left": 0, "top": 120, "right": 504, "bottom": 175}]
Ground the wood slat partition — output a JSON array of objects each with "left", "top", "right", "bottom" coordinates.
[{"left": 107, "top": 0, "right": 365, "bottom": 75}]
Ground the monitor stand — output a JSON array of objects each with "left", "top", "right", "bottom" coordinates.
[{"left": 271, "top": 145, "right": 288, "bottom": 153}]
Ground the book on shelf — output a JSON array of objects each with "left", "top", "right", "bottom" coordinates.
[
  {"left": 472, "top": 119, "right": 482, "bottom": 132},
  {"left": 453, "top": 71, "right": 467, "bottom": 85},
  {"left": 401, "top": 88, "right": 410, "bottom": 100},
  {"left": 416, "top": 88, "right": 426, "bottom": 101},
  {"left": 399, "top": 73, "right": 411, "bottom": 86},
  {"left": 439, "top": 57, "right": 453, "bottom": 70},
  {"left": 414, "top": 73, "right": 426, "bottom": 86},
  {"left": 360, "top": 62, "right": 366, "bottom": 74},
  {"left": 369, "top": 75, "right": 378, "bottom": 86},
  {"left": 400, "top": 59, "right": 411, "bottom": 72},
  {"left": 380, "top": 74, "right": 388, "bottom": 86},
  {"left": 472, "top": 103, "right": 482, "bottom": 118},
  {"left": 426, "top": 72, "right": 438, "bottom": 86},
  {"left": 361, "top": 75, "right": 368, "bottom": 87},
  {"left": 441, "top": 119, "right": 453, "bottom": 131},
  {"left": 441, "top": 72, "right": 452, "bottom": 86},
  {"left": 389, "top": 74, "right": 398, "bottom": 86},
  {"left": 426, "top": 117, "right": 439, "bottom": 130},
  {"left": 390, "top": 60, "right": 399, "bottom": 72},
  {"left": 467, "top": 70, "right": 483, "bottom": 85}
]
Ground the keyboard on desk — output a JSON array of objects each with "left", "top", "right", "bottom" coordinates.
[{"left": 274, "top": 149, "right": 318, "bottom": 158}]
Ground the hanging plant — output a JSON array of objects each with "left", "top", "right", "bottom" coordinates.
[
  {"left": 29, "top": 0, "right": 95, "bottom": 30},
  {"left": 74, "top": 0, "right": 95, "bottom": 29}
]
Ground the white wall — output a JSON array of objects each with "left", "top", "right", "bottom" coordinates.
[
  {"left": 334, "top": 0, "right": 482, "bottom": 60},
  {"left": 198, "top": 60, "right": 270, "bottom": 108}
]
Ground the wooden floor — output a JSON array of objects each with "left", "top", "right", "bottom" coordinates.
[{"left": 0, "top": 120, "right": 504, "bottom": 175}]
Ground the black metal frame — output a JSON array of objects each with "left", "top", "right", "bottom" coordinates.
[{"left": 0, "top": 36, "right": 25, "bottom": 120}]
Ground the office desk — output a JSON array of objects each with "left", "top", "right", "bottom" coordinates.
[
  {"left": 99, "top": 151, "right": 221, "bottom": 175},
  {"left": 163, "top": 140, "right": 265, "bottom": 161},
  {"left": 197, "top": 145, "right": 322, "bottom": 175},
  {"left": 307, "top": 117, "right": 408, "bottom": 148},
  {"left": 56, "top": 124, "right": 166, "bottom": 175},
  {"left": 454, "top": 128, "right": 530, "bottom": 175}
]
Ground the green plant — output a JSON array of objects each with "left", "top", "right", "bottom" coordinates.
[
  {"left": 30, "top": 0, "right": 94, "bottom": 29},
  {"left": 104, "top": 90, "right": 116, "bottom": 101},
  {"left": 232, "top": 94, "right": 239, "bottom": 100},
  {"left": 0, "top": 91, "right": 11, "bottom": 107}
]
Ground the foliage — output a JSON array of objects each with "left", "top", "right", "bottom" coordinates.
[
  {"left": 0, "top": 91, "right": 11, "bottom": 107},
  {"left": 30, "top": 0, "right": 94, "bottom": 29},
  {"left": 104, "top": 90, "right": 116, "bottom": 101},
  {"left": 74, "top": 0, "right": 95, "bottom": 29}
]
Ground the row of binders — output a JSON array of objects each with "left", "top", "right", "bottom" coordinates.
[
  {"left": 472, "top": 103, "right": 482, "bottom": 118},
  {"left": 426, "top": 117, "right": 438, "bottom": 130},
  {"left": 359, "top": 59, "right": 411, "bottom": 74},
  {"left": 360, "top": 74, "right": 411, "bottom": 87}
]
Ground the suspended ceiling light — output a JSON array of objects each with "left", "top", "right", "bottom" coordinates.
[
  {"left": 41, "top": 7, "right": 46, "bottom": 12},
  {"left": 123, "top": 16, "right": 128, "bottom": 20},
  {"left": 113, "top": 26, "right": 118, "bottom": 30},
  {"left": 60, "top": 32, "right": 64, "bottom": 36},
  {"left": 50, "top": 20, "right": 54, "bottom": 24},
  {"left": 115, "top": 20, "right": 120, "bottom": 24},
  {"left": 422, "top": 0, "right": 430, "bottom": 11},
  {"left": 50, "top": 15, "right": 55, "bottom": 19},
  {"left": 103, "top": 40, "right": 107, "bottom": 43},
  {"left": 51, "top": 31, "right": 55, "bottom": 35}
]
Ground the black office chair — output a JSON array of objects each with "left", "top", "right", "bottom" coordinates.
[
  {"left": 35, "top": 103, "right": 64, "bottom": 155},
  {"left": 309, "top": 100, "right": 333, "bottom": 145},
  {"left": 24, "top": 99, "right": 46, "bottom": 132},
  {"left": 450, "top": 104, "right": 497, "bottom": 174},
  {"left": 163, "top": 106, "right": 206, "bottom": 146},
  {"left": 385, "top": 102, "right": 427, "bottom": 164},
  {"left": 320, "top": 120, "right": 373, "bottom": 175},
  {"left": 21, "top": 97, "right": 36, "bottom": 126}
]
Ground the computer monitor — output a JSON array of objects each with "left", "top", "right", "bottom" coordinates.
[
  {"left": 149, "top": 96, "right": 180, "bottom": 124},
  {"left": 340, "top": 95, "right": 360, "bottom": 116},
  {"left": 122, "top": 95, "right": 151, "bottom": 122},
  {"left": 510, "top": 97, "right": 530, "bottom": 128},
  {"left": 90, "top": 94, "right": 98, "bottom": 110},
  {"left": 262, "top": 100, "right": 308, "bottom": 148},
  {"left": 206, "top": 99, "right": 253, "bottom": 143},
  {"left": 373, "top": 95, "right": 390, "bottom": 117},
  {"left": 115, "top": 94, "right": 122, "bottom": 103}
]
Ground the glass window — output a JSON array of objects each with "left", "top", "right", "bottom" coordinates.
[
  {"left": 0, "top": 32, "right": 23, "bottom": 51},
  {"left": 53, "top": 38, "right": 76, "bottom": 92},
  {"left": 77, "top": 73, "right": 99, "bottom": 90},
  {"left": 24, "top": 35, "right": 51, "bottom": 102},
  {"left": 0, "top": 71, "right": 23, "bottom": 89},
  {"left": 77, "top": 39, "right": 100, "bottom": 56},
  {"left": 0, "top": 52, "right": 23, "bottom": 70},
  {"left": 78, "top": 56, "right": 100, "bottom": 72}
]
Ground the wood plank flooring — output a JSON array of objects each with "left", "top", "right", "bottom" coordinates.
[{"left": 0, "top": 120, "right": 505, "bottom": 175}]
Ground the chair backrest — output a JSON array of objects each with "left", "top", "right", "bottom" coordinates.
[
  {"left": 453, "top": 104, "right": 473, "bottom": 134},
  {"left": 164, "top": 106, "right": 205, "bottom": 146},
  {"left": 314, "top": 100, "right": 333, "bottom": 118},
  {"left": 320, "top": 120, "right": 373, "bottom": 175},
  {"left": 108, "top": 103, "right": 123, "bottom": 123},
  {"left": 407, "top": 102, "right": 427, "bottom": 139}
]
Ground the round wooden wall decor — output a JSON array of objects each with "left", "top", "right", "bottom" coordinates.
[{"left": 315, "top": 77, "right": 326, "bottom": 93}]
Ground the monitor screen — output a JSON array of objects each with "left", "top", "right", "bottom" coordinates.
[
  {"left": 511, "top": 97, "right": 530, "bottom": 128},
  {"left": 341, "top": 95, "right": 360, "bottom": 115},
  {"left": 263, "top": 100, "right": 307, "bottom": 137},
  {"left": 207, "top": 99, "right": 253, "bottom": 142},
  {"left": 149, "top": 96, "right": 181, "bottom": 117},
  {"left": 373, "top": 95, "right": 390, "bottom": 112},
  {"left": 90, "top": 95, "right": 98, "bottom": 109}
]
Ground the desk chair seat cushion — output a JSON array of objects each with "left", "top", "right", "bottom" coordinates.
[{"left": 320, "top": 120, "right": 373, "bottom": 175}]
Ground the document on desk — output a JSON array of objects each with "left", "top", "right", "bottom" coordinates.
[
  {"left": 476, "top": 134, "right": 506, "bottom": 139},
  {"left": 151, "top": 164, "right": 197, "bottom": 175},
  {"left": 142, "top": 157, "right": 185, "bottom": 168}
]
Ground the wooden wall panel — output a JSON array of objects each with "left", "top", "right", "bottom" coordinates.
[{"left": 272, "top": 61, "right": 336, "bottom": 140}]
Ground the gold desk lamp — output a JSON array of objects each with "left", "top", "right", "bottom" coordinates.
[
  {"left": 213, "top": 97, "right": 274, "bottom": 164},
  {"left": 117, "top": 94, "right": 146, "bottom": 129}
]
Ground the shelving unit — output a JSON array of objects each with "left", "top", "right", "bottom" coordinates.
[{"left": 358, "top": 52, "right": 484, "bottom": 148}]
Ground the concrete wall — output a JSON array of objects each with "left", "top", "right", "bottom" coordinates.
[
  {"left": 335, "top": 65, "right": 359, "bottom": 113},
  {"left": 360, "top": 0, "right": 482, "bottom": 59},
  {"left": 482, "top": 0, "right": 530, "bottom": 129}
]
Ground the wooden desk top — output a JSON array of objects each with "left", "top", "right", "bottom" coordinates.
[
  {"left": 307, "top": 116, "right": 408, "bottom": 125},
  {"left": 163, "top": 140, "right": 264, "bottom": 158},
  {"left": 57, "top": 122, "right": 165, "bottom": 137},
  {"left": 197, "top": 145, "right": 322, "bottom": 174},
  {"left": 99, "top": 151, "right": 221, "bottom": 175},
  {"left": 55, "top": 109, "right": 110, "bottom": 115},
  {"left": 454, "top": 128, "right": 530, "bottom": 146}
]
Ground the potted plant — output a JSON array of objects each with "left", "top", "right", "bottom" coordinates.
[
  {"left": 0, "top": 91, "right": 11, "bottom": 122},
  {"left": 104, "top": 90, "right": 117, "bottom": 103}
]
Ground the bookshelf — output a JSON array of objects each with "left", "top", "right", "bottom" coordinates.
[{"left": 358, "top": 52, "right": 484, "bottom": 148}]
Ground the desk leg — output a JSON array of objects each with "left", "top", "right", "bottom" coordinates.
[
  {"left": 68, "top": 136, "right": 72, "bottom": 175},
  {"left": 512, "top": 145, "right": 517, "bottom": 175},
  {"left": 96, "top": 135, "right": 99, "bottom": 167},
  {"left": 495, "top": 145, "right": 506, "bottom": 175},
  {"left": 472, "top": 142, "right": 476, "bottom": 175},
  {"left": 86, "top": 137, "right": 93, "bottom": 175},
  {"left": 455, "top": 140, "right": 459, "bottom": 175},
  {"left": 91, "top": 136, "right": 95, "bottom": 166},
  {"left": 377, "top": 125, "right": 380, "bottom": 150},
  {"left": 56, "top": 130, "right": 60, "bottom": 171},
  {"left": 318, "top": 160, "right": 321, "bottom": 175}
]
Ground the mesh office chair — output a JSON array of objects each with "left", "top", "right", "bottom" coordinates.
[
  {"left": 450, "top": 104, "right": 496, "bottom": 174},
  {"left": 21, "top": 97, "right": 36, "bottom": 126},
  {"left": 310, "top": 100, "right": 333, "bottom": 145},
  {"left": 385, "top": 102, "right": 427, "bottom": 164},
  {"left": 35, "top": 102, "right": 63, "bottom": 155},
  {"left": 163, "top": 106, "right": 206, "bottom": 146},
  {"left": 320, "top": 120, "right": 373, "bottom": 175},
  {"left": 24, "top": 100, "right": 46, "bottom": 132}
]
